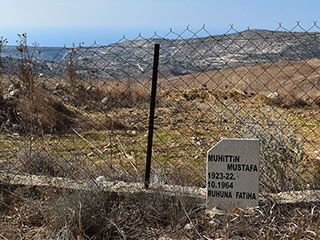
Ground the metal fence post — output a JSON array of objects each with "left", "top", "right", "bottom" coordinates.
[{"left": 145, "top": 43, "right": 160, "bottom": 189}]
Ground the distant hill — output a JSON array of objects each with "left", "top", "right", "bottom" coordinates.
[{"left": 1, "top": 29, "right": 320, "bottom": 80}]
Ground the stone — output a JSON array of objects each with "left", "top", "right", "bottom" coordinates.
[
  {"left": 3, "top": 88, "right": 19, "bottom": 100},
  {"left": 96, "top": 176, "right": 106, "bottom": 182},
  {"left": 101, "top": 96, "right": 109, "bottom": 104},
  {"left": 9, "top": 90, "right": 18, "bottom": 97},
  {"left": 86, "top": 85, "right": 97, "bottom": 92},
  {"left": 266, "top": 91, "right": 282, "bottom": 105},
  {"left": 184, "top": 223, "right": 193, "bottom": 230},
  {"left": 267, "top": 92, "right": 279, "bottom": 99},
  {"left": 207, "top": 138, "right": 260, "bottom": 211},
  {"left": 87, "top": 152, "right": 94, "bottom": 157},
  {"left": 8, "top": 84, "right": 15, "bottom": 92},
  {"left": 127, "top": 155, "right": 135, "bottom": 161}
]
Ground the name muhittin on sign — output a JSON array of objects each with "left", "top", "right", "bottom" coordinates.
[{"left": 207, "top": 138, "right": 260, "bottom": 211}]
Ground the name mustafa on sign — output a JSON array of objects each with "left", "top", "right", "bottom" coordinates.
[{"left": 207, "top": 139, "right": 260, "bottom": 211}]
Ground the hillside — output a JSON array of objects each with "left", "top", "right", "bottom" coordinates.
[
  {"left": 2, "top": 29, "right": 320, "bottom": 80},
  {"left": 161, "top": 58, "right": 320, "bottom": 107}
]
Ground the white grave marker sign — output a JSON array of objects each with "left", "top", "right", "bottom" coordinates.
[{"left": 207, "top": 138, "right": 259, "bottom": 211}]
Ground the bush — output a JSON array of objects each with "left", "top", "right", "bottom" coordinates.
[{"left": 235, "top": 116, "right": 312, "bottom": 193}]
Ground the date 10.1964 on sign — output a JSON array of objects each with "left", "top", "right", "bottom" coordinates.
[{"left": 207, "top": 181, "right": 233, "bottom": 189}]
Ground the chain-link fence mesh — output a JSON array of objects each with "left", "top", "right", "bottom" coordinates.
[{"left": 0, "top": 23, "right": 319, "bottom": 195}]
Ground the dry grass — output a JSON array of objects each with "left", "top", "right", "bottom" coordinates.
[
  {"left": 17, "top": 90, "right": 77, "bottom": 134},
  {"left": 0, "top": 75, "right": 136, "bottom": 134},
  {"left": 161, "top": 58, "right": 320, "bottom": 107},
  {"left": 102, "top": 80, "right": 151, "bottom": 109},
  {"left": 1, "top": 73, "right": 319, "bottom": 187},
  {"left": 1, "top": 185, "right": 320, "bottom": 239},
  {"left": 216, "top": 202, "right": 320, "bottom": 239},
  {"left": 2, "top": 75, "right": 318, "bottom": 186},
  {"left": 48, "top": 190, "right": 204, "bottom": 239}
]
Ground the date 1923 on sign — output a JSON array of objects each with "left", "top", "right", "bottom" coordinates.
[{"left": 208, "top": 172, "right": 236, "bottom": 181}]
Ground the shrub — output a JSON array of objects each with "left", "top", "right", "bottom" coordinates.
[{"left": 235, "top": 116, "right": 312, "bottom": 193}]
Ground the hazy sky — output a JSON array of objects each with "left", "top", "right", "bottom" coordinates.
[{"left": 1, "top": 0, "right": 320, "bottom": 46}]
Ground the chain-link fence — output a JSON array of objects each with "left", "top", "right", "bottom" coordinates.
[{"left": 0, "top": 23, "right": 319, "bottom": 195}]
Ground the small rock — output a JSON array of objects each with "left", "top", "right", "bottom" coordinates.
[
  {"left": 86, "top": 86, "right": 97, "bottom": 92},
  {"left": 267, "top": 92, "right": 279, "bottom": 99},
  {"left": 3, "top": 89, "right": 19, "bottom": 100},
  {"left": 127, "top": 155, "right": 135, "bottom": 162},
  {"left": 8, "top": 84, "right": 15, "bottom": 92},
  {"left": 184, "top": 223, "right": 193, "bottom": 230},
  {"left": 208, "top": 220, "right": 217, "bottom": 225},
  {"left": 12, "top": 133, "right": 20, "bottom": 138},
  {"left": 101, "top": 96, "right": 109, "bottom": 104},
  {"left": 62, "top": 96, "right": 69, "bottom": 102},
  {"left": 96, "top": 176, "right": 106, "bottom": 182},
  {"left": 9, "top": 89, "right": 19, "bottom": 97}
]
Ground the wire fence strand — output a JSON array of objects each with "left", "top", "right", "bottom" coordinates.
[{"left": 0, "top": 23, "right": 319, "bottom": 195}]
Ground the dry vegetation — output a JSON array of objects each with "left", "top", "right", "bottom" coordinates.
[
  {"left": 0, "top": 184, "right": 320, "bottom": 239},
  {"left": 0, "top": 56, "right": 320, "bottom": 238},
  {"left": 162, "top": 58, "right": 320, "bottom": 107}
]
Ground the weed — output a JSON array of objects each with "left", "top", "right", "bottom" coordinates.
[
  {"left": 18, "top": 149, "right": 61, "bottom": 177},
  {"left": 0, "top": 37, "right": 8, "bottom": 94}
]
